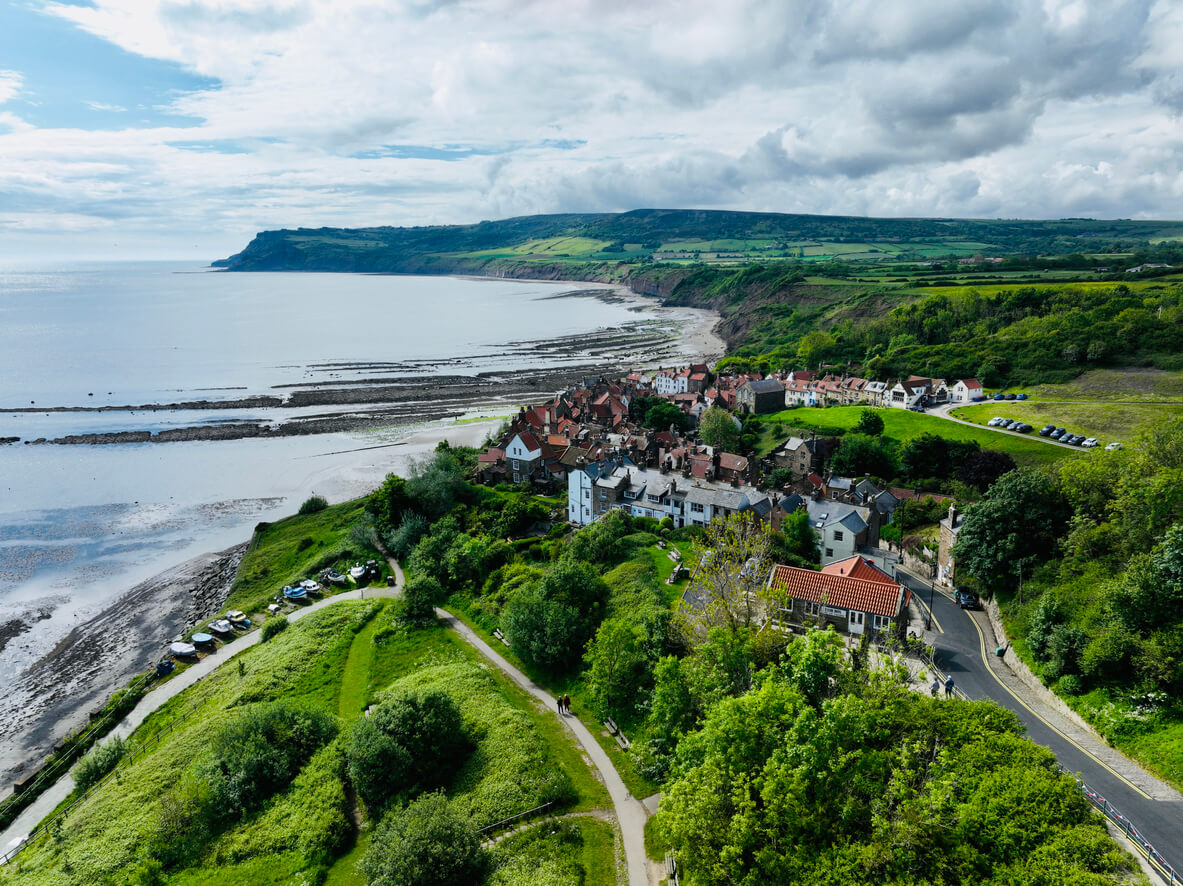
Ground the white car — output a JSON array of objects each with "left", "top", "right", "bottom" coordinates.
[
  {"left": 988, "top": 417, "right": 1005, "bottom": 426},
  {"left": 1105, "top": 441, "right": 1123, "bottom": 451},
  {"left": 1082, "top": 437, "right": 1099, "bottom": 448}
]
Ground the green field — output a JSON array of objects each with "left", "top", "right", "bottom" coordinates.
[
  {"left": 1026, "top": 368, "right": 1183, "bottom": 402},
  {"left": 951, "top": 400, "right": 1183, "bottom": 445},
  {"left": 765, "top": 406, "right": 1075, "bottom": 468},
  {"left": 0, "top": 604, "right": 612, "bottom": 886}
]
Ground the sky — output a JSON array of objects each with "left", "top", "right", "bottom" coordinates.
[{"left": 0, "top": 0, "right": 1181, "bottom": 261}]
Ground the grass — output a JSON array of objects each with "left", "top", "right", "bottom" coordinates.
[
  {"left": 224, "top": 499, "right": 388, "bottom": 616},
  {"left": 766, "top": 405, "right": 1074, "bottom": 468},
  {"left": 951, "top": 401, "right": 1182, "bottom": 445},
  {"left": 0, "top": 603, "right": 612, "bottom": 886},
  {"left": 1027, "top": 368, "right": 1183, "bottom": 402},
  {"left": 487, "top": 818, "right": 617, "bottom": 886}
]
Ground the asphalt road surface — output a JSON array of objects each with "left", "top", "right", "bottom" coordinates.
[{"left": 895, "top": 568, "right": 1183, "bottom": 864}]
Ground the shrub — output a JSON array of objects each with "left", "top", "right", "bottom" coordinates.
[
  {"left": 399, "top": 575, "right": 444, "bottom": 625},
  {"left": 361, "top": 792, "right": 484, "bottom": 886},
  {"left": 261, "top": 617, "right": 289, "bottom": 642},
  {"left": 299, "top": 495, "right": 329, "bottom": 515},
  {"left": 74, "top": 735, "right": 128, "bottom": 793}
]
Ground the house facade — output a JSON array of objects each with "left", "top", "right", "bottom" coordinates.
[
  {"left": 948, "top": 378, "right": 983, "bottom": 403},
  {"left": 767, "top": 562, "right": 907, "bottom": 638},
  {"left": 736, "top": 379, "right": 786, "bottom": 414},
  {"left": 505, "top": 432, "right": 543, "bottom": 483},
  {"left": 937, "top": 503, "right": 965, "bottom": 586}
]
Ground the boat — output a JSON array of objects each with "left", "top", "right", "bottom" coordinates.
[
  {"left": 283, "top": 585, "right": 308, "bottom": 602},
  {"left": 227, "top": 610, "right": 249, "bottom": 626},
  {"left": 300, "top": 579, "right": 322, "bottom": 595},
  {"left": 348, "top": 564, "right": 367, "bottom": 581},
  {"left": 209, "top": 619, "right": 233, "bottom": 636},
  {"left": 191, "top": 632, "right": 214, "bottom": 647},
  {"left": 169, "top": 641, "right": 197, "bottom": 659},
  {"left": 321, "top": 570, "right": 347, "bottom": 586}
]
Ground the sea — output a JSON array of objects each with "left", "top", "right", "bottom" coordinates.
[{"left": 0, "top": 262, "right": 708, "bottom": 686}]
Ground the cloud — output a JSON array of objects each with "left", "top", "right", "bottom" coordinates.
[
  {"left": 0, "top": 70, "right": 22, "bottom": 104},
  {"left": 85, "top": 101, "right": 128, "bottom": 113},
  {"left": 0, "top": 0, "right": 1178, "bottom": 260}
]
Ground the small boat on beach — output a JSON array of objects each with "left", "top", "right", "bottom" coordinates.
[
  {"left": 321, "top": 570, "right": 347, "bottom": 586},
  {"left": 227, "top": 610, "right": 250, "bottom": 627},
  {"left": 283, "top": 585, "right": 308, "bottom": 602},
  {"left": 209, "top": 619, "right": 233, "bottom": 636},
  {"left": 169, "top": 641, "right": 197, "bottom": 659},
  {"left": 300, "top": 579, "right": 322, "bottom": 596},
  {"left": 191, "top": 632, "right": 214, "bottom": 647},
  {"left": 348, "top": 564, "right": 367, "bottom": 581}
]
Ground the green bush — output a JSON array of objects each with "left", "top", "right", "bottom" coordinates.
[
  {"left": 399, "top": 575, "right": 444, "bottom": 626},
  {"left": 298, "top": 495, "right": 329, "bottom": 515},
  {"left": 74, "top": 735, "right": 128, "bottom": 793},
  {"left": 261, "top": 617, "right": 289, "bottom": 642},
  {"left": 361, "top": 792, "right": 484, "bottom": 886}
]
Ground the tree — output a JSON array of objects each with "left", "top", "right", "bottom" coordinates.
[
  {"left": 796, "top": 330, "right": 837, "bottom": 368},
  {"left": 584, "top": 617, "right": 648, "bottom": 719},
  {"left": 773, "top": 511, "right": 819, "bottom": 565},
  {"left": 953, "top": 469, "right": 1068, "bottom": 587},
  {"left": 698, "top": 406, "right": 740, "bottom": 453},
  {"left": 502, "top": 586, "right": 589, "bottom": 672},
  {"left": 853, "top": 408, "right": 884, "bottom": 436},
  {"left": 958, "top": 449, "right": 1017, "bottom": 493},
  {"left": 405, "top": 449, "right": 470, "bottom": 519},
  {"left": 829, "top": 433, "right": 895, "bottom": 478},
  {"left": 399, "top": 574, "right": 444, "bottom": 625},
  {"left": 641, "top": 398, "right": 691, "bottom": 432},
  {"left": 677, "top": 513, "right": 779, "bottom": 643},
  {"left": 898, "top": 432, "right": 978, "bottom": 481},
  {"left": 362, "top": 793, "right": 483, "bottom": 886}
]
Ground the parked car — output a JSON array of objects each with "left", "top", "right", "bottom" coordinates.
[
  {"left": 1000, "top": 419, "right": 1016, "bottom": 428},
  {"left": 1039, "top": 424, "right": 1056, "bottom": 436},
  {"left": 1016, "top": 393, "right": 1029, "bottom": 400},
  {"left": 1082, "top": 437, "right": 1099, "bottom": 448},
  {"left": 1070, "top": 434, "right": 1087, "bottom": 445},
  {"left": 1006, "top": 393, "right": 1018, "bottom": 400},
  {"left": 955, "top": 590, "right": 980, "bottom": 610},
  {"left": 993, "top": 393, "right": 1006, "bottom": 401},
  {"left": 1016, "top": 423, "right": 1033, "bottom": 433},
  {"left": 1105, "top": 441, "right": 1123, "bottom": 451},
  {"left": 1050, "top": 428, "right": 1066, "bottom": 439}
]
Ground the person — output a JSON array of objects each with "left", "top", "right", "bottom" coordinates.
[
  {"left": 563, "top": 694, "right": 571, "bottom": 715},
  {"left": 556, "top": 696, "right": 563, "bottom": 715},
  {"left": 930, "top": 679, "right": 940, "bottom": 697},
  {"left": 944, "top": 676, "right": 954, "bottom": 696}
]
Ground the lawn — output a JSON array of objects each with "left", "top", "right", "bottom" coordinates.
[
  {"left": 765, "top": 406, "right": 1074, "bottom": 468},
  {"left": 1026, "top": 368, "right": 1183, "bottom": 403},
  {"left": 224, "top": 500, "right": 388, "bottom": 617},
  {"left": 0, "top": 604, "right": 612, "bottom": 886},
  {"left": 951, "top": 400, "right": 1182, "bottom": 445}
]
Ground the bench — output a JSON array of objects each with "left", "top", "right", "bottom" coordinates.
[
  {"left": 493, "top": 629, "right": 511, "bottom": 648},
  {"left": 603, "top": 717, "right": 618, "bottom": 735},
  {"left": 603, "top": 718, "right": 630, "bottom": 750}
]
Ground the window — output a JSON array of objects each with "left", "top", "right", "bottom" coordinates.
[
  {"left": 873, "top": 615, "right": 893, "bottom": 630},
  {"left": 690, "top": 502, "right": 704, "bottom": 513},
  {"left": 512, "top": 458, "right": 520, "bottom": 470},
  {"left": 849, "top": 611, "right": 865, "bottom": 627},
  {"left": 833, "top": 531, "right": 844, "bottom": 542},
  {"left": 583, "top": 490, "right": 590, "bottom": 499},
  {"left": 513, "top": 473, "right": 520, "bottom": 483},
  {"left": 825, "top": 548, "right": 833, "bottom": 558},
  {"left": 599, "top": 490, "right": 607, "bottom": 499},
  {"left": 802, "top": 601, "right": 819, "bottom": 616}
]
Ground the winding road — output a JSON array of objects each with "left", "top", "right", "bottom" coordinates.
[{"left": 895, "top": 566, "right": 1183, "bottom": 863}]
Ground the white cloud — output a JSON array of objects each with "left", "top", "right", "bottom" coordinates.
[
  {"left": 0, "top": 0, "right": 1177, "bottom": 259},
  {"left": 85, "top": 101, "right": 128, "bottom": 112}
]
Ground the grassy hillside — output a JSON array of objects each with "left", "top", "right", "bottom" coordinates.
[{"left": 0, "top": 604, "right": 611, "bottom": 886}]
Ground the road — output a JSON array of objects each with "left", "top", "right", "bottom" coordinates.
[
  {"left": 928, "top": 401, "right": 1084, "bottom": 449},
  {"left": 894, "top": 567, "right": 1183, "bottom": 862}
]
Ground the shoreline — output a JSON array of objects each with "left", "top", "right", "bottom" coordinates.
[{"left": 0, "top": 279, "right": 723, "bottom": 794}]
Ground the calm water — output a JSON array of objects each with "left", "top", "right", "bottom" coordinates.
[{"left": 0, "top": 263, "right": 687, "bottom": 682}]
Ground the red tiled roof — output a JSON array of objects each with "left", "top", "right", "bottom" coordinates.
[
  {"left": 478, "top": 447, "right": 504, "bottom": 464},
  {"left": 820, "top": 556, "right": 895, "bottom": 584},
  {"left": 960, "top": 378, "right": 982, "bottom": 389},
  {"left": 717, "top": 453, "right": 748, "bottom": 471},
  {"left": 769, "top": 565, "right": 904, "bottom": 618},
  {"left": 516, "top": 432, "right": 541, "bottom": 452}
]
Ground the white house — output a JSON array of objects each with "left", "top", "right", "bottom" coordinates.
[
  {"left": 505, "top": 432, "right": 542, "bottom": 483},
  {"left": 654, "top": 369, "right": 687, "bottom": 395},
  {"left": 948, "top": 378, "right": 983, "bottom": 403}
]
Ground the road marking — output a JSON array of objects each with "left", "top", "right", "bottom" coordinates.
[
  {"left": 912, "top": 589, "right": 944, "bottom": 633},
  {"left": 963, "top": 610, "right": 1152, "bottom": 800}
]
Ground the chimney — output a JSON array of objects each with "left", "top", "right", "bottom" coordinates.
[
  {"left": 670, "top": 479, "right": 677, "bottom": 494},
  {"left": 949, "top": 503, "right": 959, "bottom": 524}
]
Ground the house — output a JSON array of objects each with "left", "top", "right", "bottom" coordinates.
[
  {"left": 769, "top": 436, "right": 824, "bottom": 480},
  {"left": 570, "top": 462, "right": 772, "bottom": 528},
  {"left": 820, "top": 555, "right": 896, "bottom": 584},
  {"left": 803, "top": 499, "right": 878, "bottom": 564},
  {"left": 948, "top": 378, "right": 983, "bottom": 403},
  {"left": 505, "top": 432, "right": 543, "bottom": 483},
  {"left": 767, "top": 563, "right": 907, "bottom": 637},
  {"left": 736, "top": 378, "right": 785, "bottom": 414},
  {"left": 937, "top": 503, "right": 965, "bottom": 586},
  {"left": 784, "top": 379, "right": 818, "bottom": 408}
]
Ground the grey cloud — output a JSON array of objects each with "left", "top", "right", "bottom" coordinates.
[{"left": 161, "top": 2, "right": 311, "bottom": 34}]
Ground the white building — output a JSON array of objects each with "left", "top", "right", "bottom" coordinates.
[
  {"left": 948, "top": 378, "right": 983, "bottom": 403},
  {"left": 505, "top": 432, "right": 542, "bottom": 483}
]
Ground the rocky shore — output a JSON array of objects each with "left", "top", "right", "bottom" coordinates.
[{"left": 0, "top": 545, "right": 245, "bottom": 792}]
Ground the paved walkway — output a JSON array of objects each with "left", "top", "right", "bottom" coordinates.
[
  {"left": 1, "top": 581, "right": 400, "bottom": 854},
  {"left": 928, "top": 402, "right": 1081, "bottom": 449},
  {"left": 435, "top": 608, "right": 651, "bottom": 886}
]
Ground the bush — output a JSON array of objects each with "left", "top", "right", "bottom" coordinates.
[
  {"left": 261, "top": 617, "right": 289, "bottom": 642},
  {"left": 299, "top": 495, "right": 329, "bottom": 515},
  {"left": 399, "top": 575, "right": 444, "bottom": 625},
  {"left": 196, "top": 702, "right": 338, "bottom": 821},
  {"left": 74, "top": 735, "right": 128, "bottom": 793},
  {"left": 362, "top": 792, "right": 484, "bottom": 886}
]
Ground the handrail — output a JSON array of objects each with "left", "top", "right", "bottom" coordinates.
[{"left": 476, "top": 801, "right": 554, "bottom": 839}]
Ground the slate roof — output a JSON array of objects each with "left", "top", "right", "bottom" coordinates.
[
  {"left": 769, "top": 565, "right": 904, "bottom": 617},
  {"left": 742, "top": 378, "right": 786, "bottom": 394}
]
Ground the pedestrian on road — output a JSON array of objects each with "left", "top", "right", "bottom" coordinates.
[
  {"left": 557, "top": 696, "right": 563, "bottom": 715},
  {"left": 944, "top": 676, "right": 954, "bottom": 696},
  {"left": 563, "top": 694, "right": 571, "bottom": 714},
  {"left": 930, "top": 679, "right": 939, "bottom": 697}
]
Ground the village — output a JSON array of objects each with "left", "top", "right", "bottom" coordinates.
[{"left": 476, "top": 364, "right": 982, "bottom": 643}]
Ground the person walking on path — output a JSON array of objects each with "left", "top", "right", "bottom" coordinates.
[
  {"left": 944, "top": 676, "right": 954, "bottom": 697},
  {"left": 930, "top": 678, "right": 940, "bottom": 697},
  {"left": 563, "top": 694, "right": 571, "bottom": 715},
  {"left": 557, "top": 696, "right": 564, "bottom": 715}
]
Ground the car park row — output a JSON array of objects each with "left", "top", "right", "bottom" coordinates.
[{"left": 987, "top": 416, "right": 1123, "bottom": 450}]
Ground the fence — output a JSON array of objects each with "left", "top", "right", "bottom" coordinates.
[
  {"left": 1078, "top": 780, "right": 1178, "bottom": 885},
  {"left": 0, "top": 695, "right": 201, "bottom": 866}
]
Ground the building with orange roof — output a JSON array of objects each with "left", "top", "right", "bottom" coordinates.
[{"left": 767, "top": 563, "right": 907, "bottom": 637}]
